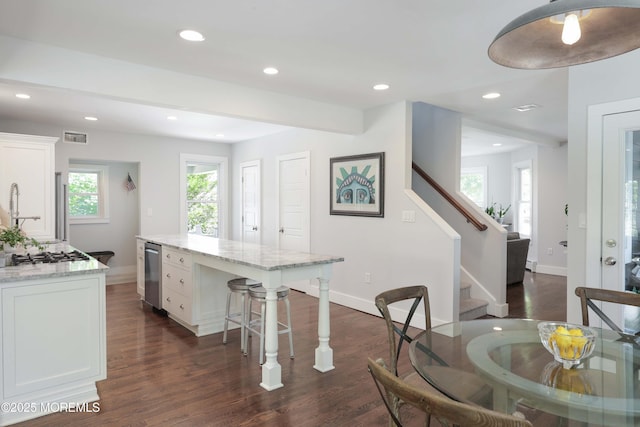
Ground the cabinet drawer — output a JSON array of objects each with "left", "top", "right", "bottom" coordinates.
[
  {"left": 162, "top": 263, "right": 192, "bottom": 297},
  {"left": 163, "top": 248, "right": 192, "bottom": 269},
  {"left": 162, "top": 288, "right": 192, "bottom": 324}
]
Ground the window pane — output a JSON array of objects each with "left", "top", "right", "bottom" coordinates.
[
  {"left": 520, "top": 168, "right": 531, "bottom": 201},
  {"left": 518, "top": 201, "right": 531, "bottom": 236},
  {"left": 70, "top": 194, "right": 98, "bottom": 216},
  {"left": 186, "top": 162, "right": 219, "bottom": 236},
  {"left": 69, "top": 171, "right": 100, "bottom": 217},
  {"left": 460, "top": 173, "right": 485, "bottom": 207},
  {"left": 69, "top": 172, "right": 98, "bottom": 193}
]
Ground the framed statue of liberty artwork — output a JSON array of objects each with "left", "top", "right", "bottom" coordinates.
[{"left": 330, "top": 152, "right": 385, "bottom": 217}]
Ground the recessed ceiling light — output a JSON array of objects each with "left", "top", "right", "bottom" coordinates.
[
  {"left": 178, "top": 29, "right": 205, "bottom": 42},
  {"left": 482, "top": 92, "right": 501, "bottom": 99},
  {"left": 167, "top": 116, "right": 178, "bottom": 121},
  {"left": 373, "top": 83, "right": 390, "bottom": 91},
  {"left": 15, "top": 93, "right": 30, "bottom": 99},
  {"left": 84, "top": 116, "right": 98, "bottom": 121},
  {"left": 493, "top": 143, "right": 503, "bottom": 147},
  {"left": 216, "top": 134, "right": 225, "bottom": 138},
  {"left": 513, "top": 104, "right": 540, "bottom": 112},
  {"left": 263, "top": 67, "right": 279, "bottom": 75}
]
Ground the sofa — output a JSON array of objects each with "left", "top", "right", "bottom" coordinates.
[{"left": 507, "top": 232, "right": 530, "bottom": 285}]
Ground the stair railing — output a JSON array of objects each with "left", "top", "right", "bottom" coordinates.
[{"left": 412, "top": 162, "right": 487, "bottom": 231}]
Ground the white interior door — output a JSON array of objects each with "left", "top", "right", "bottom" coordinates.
[
  {"left": 241, "top": 160, "right": 260, "bottom": 244},
  {"left": 277, "top": 152, "right": 310, "bottom": 292},
  {"left": 601, "top": 110, "right": 640, "bottom": 331}
]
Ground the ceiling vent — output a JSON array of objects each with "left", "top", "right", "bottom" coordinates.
[
  {"left": 513, "top": 104, "right": 540, "bottom": 112},
  {"left": 63, "top": 131, "right": 88, "bottom": 144}
]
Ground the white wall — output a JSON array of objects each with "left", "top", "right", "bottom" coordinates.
[
  {"left": 567, "top": 49, "right": 640, "bottom": 324},
  {"left": 0, "top": 118, "right": 231, "bottom": 283},
  {"left": 231, "top": 102, "right": 461, "bottom": 325},
  {"left": 536, "top": 143, "right": 568, "bottom": 276},
  {"left": 411, "top": 103, "right": 508, "bottom": 316}
]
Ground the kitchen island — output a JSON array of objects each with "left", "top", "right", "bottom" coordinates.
[
  {"left": 137, "top": 234, "right": 344, "bottom": 391},
  {"left": 0, "top": 243, "right": 107, "bottom": 426}
]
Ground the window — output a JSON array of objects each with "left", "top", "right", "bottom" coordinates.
[
  {"left": 516, "top": 165, "right": 532, "bottom": 237},
  {"left": 187, "top": 163, "right": 219, "bottom": 236},
  {"left": 180, "top": 154, "right": 227, "bottom": 238},
  {"left": 460, "top": 166, "right": 487, "bottom": 208},
  {"left": 68, "top": 164, "right": 109, "bottom": 224}
]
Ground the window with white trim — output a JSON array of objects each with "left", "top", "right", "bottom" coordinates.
[
  {"left": 516, "top": 165, "right": 532, "bottom": 237},
  {"left": 68, "top": 164, "right": 109, "bottom": 224},
  {"left": 180, "top": 154, "right": 227, "bottom": 238}
]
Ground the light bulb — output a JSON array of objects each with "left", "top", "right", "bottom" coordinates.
[{"left": 561, "top": 13, "right": 581, "bottom": 45}]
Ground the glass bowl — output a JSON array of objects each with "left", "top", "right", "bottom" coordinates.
[{"left": 537, "top": 321, "right": 596, "bottom": 369}]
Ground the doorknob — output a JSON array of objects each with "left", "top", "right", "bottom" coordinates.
[
  {"left": 279, "top": 227, "right": 284, "bottom": 233},
  {"left": 252, "top": 226, "right": 258, "bottom": 231},
  {"left": 603, "top": 256, "right": 617, "bottom": 266}
]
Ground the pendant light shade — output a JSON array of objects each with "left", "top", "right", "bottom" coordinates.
[{"left": 488, "top": 0, "right": 640, "bottom": 69}]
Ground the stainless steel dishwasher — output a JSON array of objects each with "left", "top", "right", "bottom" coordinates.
[{"left": 144, "top": 242, "right": 164, "bottom": 313}]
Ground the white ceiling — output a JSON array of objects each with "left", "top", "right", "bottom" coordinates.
[{"left": 0, "top": 0, "right": 573, "bottom": 147}]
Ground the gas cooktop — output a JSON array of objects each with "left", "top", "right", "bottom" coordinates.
[{"left": 11, "top": 250, "right": 90, "bottom": 266}]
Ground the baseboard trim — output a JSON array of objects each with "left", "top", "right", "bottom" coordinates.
[{"left": 534, "top": 264, "right": 567, "bottom": 277}]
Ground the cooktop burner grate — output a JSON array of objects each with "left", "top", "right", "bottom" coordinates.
[{"left": 11, "top": 250, "right": 90, "bottom": 266}]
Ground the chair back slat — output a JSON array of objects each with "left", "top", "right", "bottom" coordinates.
[
  {"left": 368, "top": 357, "right": 532, "bottom": 427},
  {"left": 375, "top": 285, "right": 431, "bottom": 376},
  {"left": 575, "top": 286, "right": 640, "bottom": 334}
]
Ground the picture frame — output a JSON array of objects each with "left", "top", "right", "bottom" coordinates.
[{"left": 330, "top": 152, "right": 385, "bottom": 217}]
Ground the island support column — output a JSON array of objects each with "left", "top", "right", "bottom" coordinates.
[
  {"left": 260, "top": 271, "right": 283, "bottom": 390},
  {"left": 314, "top": 265, "right": 334, "bottom": 372}
]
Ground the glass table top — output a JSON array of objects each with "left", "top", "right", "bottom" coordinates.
[{"left": 409, "top": 318, "right": 640, "bottom": 426}]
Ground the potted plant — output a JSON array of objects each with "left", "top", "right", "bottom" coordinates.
[
  {"left": 0, "top": 225, "right": 43, "bottom": 253},
  {"left": 497, "top": 204, "right": 511, "bottom": 223},
  {"left": 485, "top": 203, "right": 496, "bottom": 218}
]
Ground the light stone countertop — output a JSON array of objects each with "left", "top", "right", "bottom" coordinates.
[
  {"left": 0, "top": 242, "right": 108, "bottom": 283},
  {"left": 138, "top": 234, "right": 344, "bottom": 271}
]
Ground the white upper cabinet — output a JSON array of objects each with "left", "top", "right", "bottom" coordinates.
[{"left": 0, "top": 132, "right": 58, "bottom": 241}]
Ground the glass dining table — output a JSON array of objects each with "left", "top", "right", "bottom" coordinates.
[{"left": 408, "top": 318, "right": 640, "bottom": 426}]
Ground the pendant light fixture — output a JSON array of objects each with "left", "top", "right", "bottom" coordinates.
[{"left": 488, "top": 0, "right": 640, "bottom": 69}]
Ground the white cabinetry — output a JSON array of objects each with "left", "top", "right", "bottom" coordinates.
[
  {"left": 135, "top": 241, "right": 234, "bottom": 337},
  {"left": 136, "top": 239, "right": 145, "bottom": 296},
  {"left": 0, "top": 273, "right": 106, "bottom": 426},
  {"left": 0, "top": 132, "right": 58, "bottom": 240},
  {"left": 162, "top": 247, "right": 193, "bottom": 325}
]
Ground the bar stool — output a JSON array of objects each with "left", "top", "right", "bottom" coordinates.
[
  {"left": 222, "top": 277, "right": 261, "bottom": 353},
  {"left": 245, "top": 285, "right": 294, "bottom": 365}
]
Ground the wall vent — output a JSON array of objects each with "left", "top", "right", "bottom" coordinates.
[{"left": 63, "top": 131, "right": 88, "bottom": 144}]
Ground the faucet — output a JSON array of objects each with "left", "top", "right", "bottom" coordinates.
[
  {"left": 8, "top": 183, "right": 40, "bottom": 228},
  {"left": 9, "top": 182, "right": 19, "bottom": 227}
]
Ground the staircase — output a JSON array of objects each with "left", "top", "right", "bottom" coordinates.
[{"left": 459, "top": 282, "right": 488, "bottom": 320}]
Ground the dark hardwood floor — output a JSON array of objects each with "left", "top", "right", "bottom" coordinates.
[{"left": 16, "top": 271, "right": 565, "bottom": 427}]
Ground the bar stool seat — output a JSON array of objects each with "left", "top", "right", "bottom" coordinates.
[
  {"left": 245, "top": 285, "right": 294, "bottom": 365},
  {"left": 222, "top": 277, "right": 261, "bottom": 353}
]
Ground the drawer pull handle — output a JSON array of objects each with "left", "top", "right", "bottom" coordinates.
[
  {"left": 179, "top": 304, "right": 184, "bottom": 310},
  {"left": 166, "top": 273, "right": 171, "bottom": 278},
  {"left": 179, "top": 257, "right": 184, "bottom": 263},
  {"left": 179, "top": 279, "right": 184, "bottom": 284},
  {"left": 166, "top": 253, "right": 171, "bottom": 259},
  {"left": 166, "top": 297, "right": 171, "bottom": 302}
]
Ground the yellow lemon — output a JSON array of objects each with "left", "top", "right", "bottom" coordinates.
[{"left": 568, "top": 328, "right": 584, "bottom": 337}]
